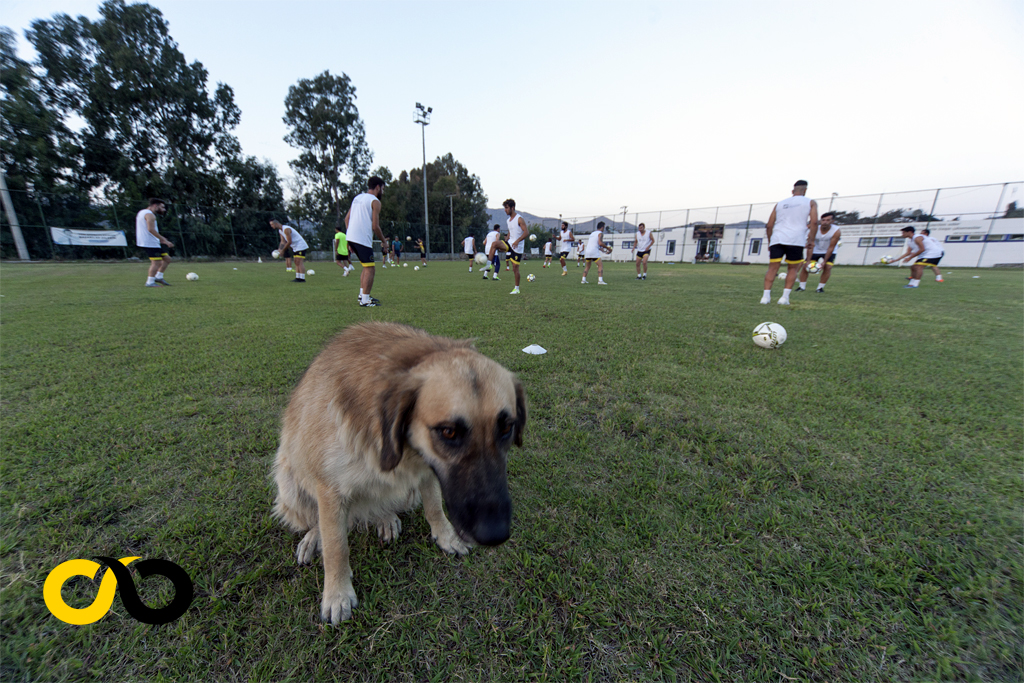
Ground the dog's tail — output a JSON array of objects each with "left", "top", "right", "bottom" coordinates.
[{"left": 271, "top": 448, "right": 319, "bottom": 532}]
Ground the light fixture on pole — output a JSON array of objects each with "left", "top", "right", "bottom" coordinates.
[
  {"left": 446, "top": 193, "right": 456, "bottom": 258},
  {"left": 620, "top": 206, "right": 628, "bottom": 233},
  {"left": 415, "top": 103, "right": 432, "bottom": 260},
  {"left": 829, "top": 192, "right": 838, "bottom": 212}
]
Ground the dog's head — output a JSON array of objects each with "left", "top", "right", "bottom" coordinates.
[{"left": 380, "top": 349, "right": 525, "bottom": 547}]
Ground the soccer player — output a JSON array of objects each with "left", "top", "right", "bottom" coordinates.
[
  {"left": 890, "top": 226, "right": 943, "bottom": 288},
  {"left": 344, "top": 176, "right": 389, "bottom": 306},
  {"left": 576, "top": 240, "right": 585, "bottom": 267},
  {"left": 496, "top": 199, "right": 529, "bottom": 294},
  {"left": 558, "top": 221, "right": 574, "bottom": 276},
  {"left": 634, "top": 222, "right": 654, "bottom": 280},
  {"left": 463, "top": 234, "right": 476, "bottom": 272},
  {"left": 543, "top": 239, "right": 553, "bottom": 267},
  {"left": 798, "top": 211, "right": 841, "bottom": 292},
  {"left": 919, "top": 228, "right": 944, "bottom": 282},
  {"left": 271, "top": 218, "right": 309, "bottom": 283},
  {"left": 136, "top": 198, "right": 174, "bottom": 287},
  {"left": 582, "top": 221, "right": 610, "bottom": 285},
  {"left": 760, "top": 180, "right": 818, "bottom": 305},
  {"left": 415, "top": 238, "right": 427, "bottom": 266},
  {"left": 333, "top": 226, "right": 353, "bottom": 276},
  {"left": 391, "top": 236, "right": 402, "bottom": 265},
  {"left": 481, "top": 224, "right": 502, "bottom": 280}
]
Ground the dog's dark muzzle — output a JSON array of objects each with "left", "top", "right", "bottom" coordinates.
[{"left": 439, "top": 460, "right": 512, "bottom": 546}]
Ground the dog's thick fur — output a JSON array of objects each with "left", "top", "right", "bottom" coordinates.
[{"left": 272, "top": 322, "right": 526, "bottom": 623}]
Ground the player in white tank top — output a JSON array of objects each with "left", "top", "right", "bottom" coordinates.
[
  {"left": 891, "top": 226, "right": 944, "bottom": 287},
  {"left": 481, "top": 226, "right": 502, "bottom": 280},
  {"left": 798, "top": 211, "right": 842, "bottom": 292},
  {"left": 271, "top": 219, "right": 311, "bottom": 282},
  {"left": 483, "top": 199, "right": 530, "bottom": 294},
  {"left": 136, "top": 198, "right": 174, "bottom": 286},
  {"left": 582, "top": 222, "right": 609, "bottom": 284},
  {"left": 463, "top": 234, "right": 476, "bottom": 272},
  {"left": 543, "top": 241, "right": 553, "bottom": 268},
  {"left": 558, "top": 222, "right": 574, "bottom": 275},
  {"left": 634, "top": 223, "right": 655, "bottom": 280},
  {"left": 343, "top": 176, "right": 388, "bottom": 306},
  {"left": 761, "top": 180, "right": 818, "bottom": 305}
]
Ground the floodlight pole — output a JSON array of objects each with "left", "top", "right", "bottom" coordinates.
[
  {"left": 0, "top": 170, "right": 30, "bottom": 261},
  {"left": 415, "top": 103, "right": 432, "bottom": 260},
  {"left": 620, "top": 206, "right": 627, "bottom": 234},
  {"left": 829, "top": 192, "right": 838, "bottom": 211},
  {"left": 446, "top": 193, "right": 456, "bottom": 258}
]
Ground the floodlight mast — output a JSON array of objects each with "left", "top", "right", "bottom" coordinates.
[{"left": 415, "top": 103, "right": 432, "bottom": 260}]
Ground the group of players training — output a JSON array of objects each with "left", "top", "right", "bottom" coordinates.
[
  {"left": 759, "top": 180, "right": 945, "bottom": 305},
  {"left": 135, "top": 177, "right": 945, "bottom": 305}
]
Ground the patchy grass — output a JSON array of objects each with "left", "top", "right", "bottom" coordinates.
[{"left": 1, "top": 259, "right": 1021, "bottom": 682}]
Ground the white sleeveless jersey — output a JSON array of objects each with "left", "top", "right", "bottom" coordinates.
[
  {"left": 636, "top": 230, "right": 654, "bottom": 251},
  {"left": 544, "top": 242, "right": 553, "bottom": 255},
  {"left": 771, "top": 195, "right": 812, "bottom": 246},
  {"left": 484, "top": 230, "right": 500, "bottom": 251},
  {"left": 812, "top": 225, "right": 840, "bottom": 254},
  {"left": 585, "top": 230, "right": 604, "bottom": 258},
  {"left": 917, "top": 234, "right": 943, "bottom": 259},
  {"left": 135, "top": 209, "right": 160, "bottom": 248},
  {"left": 280, "top": 225, "right": 309, "bottom": 252},
  {"left": 559, "top": 229, "right": 573, "bottom": 250},
  {"left": 507, "top": 212, "right": 525, "bottom": 248},
  {"left": 346, "top": 193, "right": 378, "bottom": 247},
  {"left": 463, "top": 236, "right": 475, "bottom": 254}
]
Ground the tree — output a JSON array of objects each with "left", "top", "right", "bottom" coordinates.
[
  {"left": 27, "top": 0, "right": 241, "bottom": 203},
  {"left": 283, "top": 70, "right": 372, "bottom": 227}
]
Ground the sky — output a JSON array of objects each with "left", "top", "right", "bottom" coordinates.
[{"left": 4, "top": 0, "right": 1023, "bottom": 219}]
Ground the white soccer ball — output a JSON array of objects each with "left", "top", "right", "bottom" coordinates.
[
  {"left": 752, "top": 322, "right": 787, "bottom": 349},
  {"left": 272, "top": 249, "right": 281, "bottom": 259},
  {"left": 807, "top": 260, "right": 821, "bottom": 274},
  {"left": 186, "top": 272, "right": 198, "bottom": 281},
  {"left": 403, "top": 262, "right": 408, "bottom": 267},
  {"left": 776, "top": 272, "right": 787, "bottom": 280},
  {"left": 529, "top": 234, "right": 538, "bottom": 242},
  {"left": 414, "top": 266, "right": 420, "bottom": 271},
  {"left": 474, "top": 252, "right": 488, "bottom": 265},
  {"left": 307, "top": 269, "right": 315, "bottom": 275},
  {"left": 527, "top": 274, "right": 536, "bottom": 282},
  {"left": 878, "top": 256, "right": 889, "bottom": 264}
]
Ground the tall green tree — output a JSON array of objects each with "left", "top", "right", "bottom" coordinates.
[
  {"left": 282, "top": 70, "right": 372, "bottom": 227},
  {"left": 27, "top": 0, "right": 241, "bottom": 203}
]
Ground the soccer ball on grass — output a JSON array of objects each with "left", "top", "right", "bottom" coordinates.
[
  {"left": 307, "top": 269, "right": 315, "bottom": 276},
  {"left": 527, "top": 274, "right": 536, "bottom": 282},
  {"left": 752, "top": 322, "right": 787, "bottom": 349},
  {"left": 414, "top": 266, "right": 420, "bottom": 271},
  {"left": 186, "top": 272, "right": 199, "bottom": 281}
]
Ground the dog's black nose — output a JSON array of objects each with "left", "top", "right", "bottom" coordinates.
[{"left": 472, "top": 514, "right": 511, "bottom": 546}]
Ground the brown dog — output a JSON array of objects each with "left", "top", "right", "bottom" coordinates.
[{"left": 272, "top": 322, "right": 526, "bottom": 623}]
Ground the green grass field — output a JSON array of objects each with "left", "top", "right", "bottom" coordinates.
[{"left": 2, "top": 259, "right": 1021, "bottom": 682}]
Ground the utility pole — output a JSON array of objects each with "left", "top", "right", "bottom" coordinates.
[
  {"left": 0, "top": 170, "right": 31, "bottom": 260},
  {"left": 620, "top": 206, "right": 628, "bottom": 233},
  {"left": 415, "top": 103, "right": 432, "bottom": 260},
  {"left": 446, "top": 193, "right": 456, "bottom": 258}
]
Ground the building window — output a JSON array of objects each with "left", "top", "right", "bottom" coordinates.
[
  {"left": 1007, "top": 234, "right": 1024, "bottom": 241},
  {"left": 986, "top": 234, "right": 1007, "bottom": 241},
  {"left": 666, "top": 240, "right": 676, "bottom": 255},
  {"left": 749, "top": 238, "right": 762, "bottom": 255},
  {"left": 859, "top": 237, "right": 873, "bottom": 247},
  {"left": 873, "top": 236, "right": 894, "bottom": 246},
  {"left": 965, "top": 234, "right": 984, "bottom": 242},
  {"left": 945, "top": 235, "right": 965, "bottom": 242},
  {"left": 621, "top": 241, "right": 634, "bottom": 249}
]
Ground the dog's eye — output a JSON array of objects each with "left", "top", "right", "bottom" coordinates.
[
  {"left": 440, "top": 426, "right": 457, "bottom": 440},
  {"left": 499, "top": 422, "right": 513, "bottom": 438}
]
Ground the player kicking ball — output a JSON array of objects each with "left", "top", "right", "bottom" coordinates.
[
  {"left": 582, "top": 221, "right": 610, "bottom": 285},
  {"left": 483, "top": 199, "right": 529, "bottom": 294}
]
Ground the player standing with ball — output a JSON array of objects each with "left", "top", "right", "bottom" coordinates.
[
  {"left": 760, "top": 180, "right": 818, "bottom": 305},
  {"left": 271, "top": 218, "right": 310, "bottom": 283},
  {"left": 558, "top": 221, "right": 574, "bottom": 276},
  {"left": 582, "top": 221, "right": 610, "bottom": 285},
  {"left": 634, "top": 223, "right": 654, "bottom": 280},
  {"left": 344, "top": 176, "right": 389, "bottom": 307},
  {"left": 797, "top": 211, "right": 841, "bottom": 292},
  {"left": 136, "top": 198, "right": 174, "bottom": 287}
]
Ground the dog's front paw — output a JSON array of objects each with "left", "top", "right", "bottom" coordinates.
[
  {"left": 320, "top": 583, "right": 358, "bottom": 624},
  {"left": 296, "top": 527, "right": 321, "bottom": 565},
  {"left": 376, "top": 514, "right": 402, "bottom": 543},
  {"left": 433, "top": 525, "right": 471, "bottom": 556}
]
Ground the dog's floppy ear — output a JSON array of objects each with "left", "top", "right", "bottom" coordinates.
[
  {"left": 380, "top": 378, "right": 420, "bottom": 471},
  {"left": 513, "top": 377, "right": 527, "bottom": 447}
]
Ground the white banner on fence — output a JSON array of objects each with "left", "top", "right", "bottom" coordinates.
[{"left": 50, "top": 227, "right": 127, "bottom": 247}]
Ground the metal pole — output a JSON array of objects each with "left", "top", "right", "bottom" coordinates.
[
  {"left": 0, "top": 170, "right": 31, "bottom": 260},
  {"left": 743, "top": 204, "right": 753, "bottom": 261},
  {"left": 861, "top": 193, "right": 885, "bottom": 266},
  {"left": 829, "top": 192, "right": 837, "bottom": 212},
  {"left": 447, "top": 194, "right": 455, "bottom": 259},
  {"left": 977, "top": 183, "right": 1009, "bottom": 268},
  {"left": 36, "top": 196, "right": 56, "bottom": 259},
  {"left": 415, "top": 103, "right": 432, "bottom": 261}
]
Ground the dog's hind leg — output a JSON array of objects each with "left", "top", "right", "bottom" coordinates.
[
  {"left": 375, "top": 515, "right": 401, "bottom": 543},
  {"left": 296, "top": 526, "right": 321, "bottom": 565}
]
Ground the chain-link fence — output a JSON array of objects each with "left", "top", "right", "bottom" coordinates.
[{"left": 3, "top": 182, "right": 1021, "bottom": 265}]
